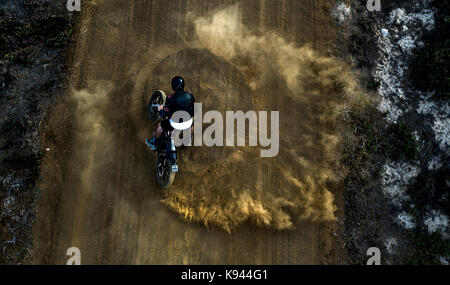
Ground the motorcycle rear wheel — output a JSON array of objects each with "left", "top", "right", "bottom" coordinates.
[{"left": 156, "top": 155, "right": 176, "bottom": 188}]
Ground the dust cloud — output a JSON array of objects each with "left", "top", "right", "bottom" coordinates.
[
  {"left": 68, "top": 82, "right": 115, "bottom": 241},
  {"left": 157, "top": 5, "right": 368, "bottom": 232}
]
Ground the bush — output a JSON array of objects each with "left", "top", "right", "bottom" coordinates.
[
  {"left": 410, "top": 0, "right": 450, "bottom": 100},
  {"left": 383, "top": 123, "right": 418, "bottom": 160},
  {"left": 408, "top": 229, "right": 450, "bottom": 265}
]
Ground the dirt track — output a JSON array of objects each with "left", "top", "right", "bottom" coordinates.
[{"left": 32, "top": 0, "right": 348, "bottom": 264}]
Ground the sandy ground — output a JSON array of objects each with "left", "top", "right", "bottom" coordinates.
[{"left": 32, "top": 0, "right": 348, "bottom": 264}]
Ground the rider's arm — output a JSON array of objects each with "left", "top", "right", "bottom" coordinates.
[
  {"left": 186, "top": 91, "right": 195, "bottom": 117},
  {"left": 159, "top": 95, "right": 174, "bottom": 118}
]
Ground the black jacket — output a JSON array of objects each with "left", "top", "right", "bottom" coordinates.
[{"left": 159, "top": 90, "right": 195, "bottom": 119}]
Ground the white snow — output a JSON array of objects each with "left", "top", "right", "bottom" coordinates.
[
  {"left": 2, "top": 197, "right": 15, "bottom": 214},
  {"left": 389, "top": 8, "right": 406, "bottom": 25},
  {"left": 432, "top": 117, "right": 450, "bottom": 153},
  {"left": 412, "top": 130, "right": 420, "bottom": 143},
  {"left": 381, "top": 162, "right": 420, "bottom": 206},
  {"left": 428, "top": 157, "right": 443, "bottom": 171},
  {"left": 425, "top": 210, "right": 449, "bottom": 234},
  {"left": 398, "top": 35, "right": 416, "bottom": 54},
  {"left": 396, "top": 211, "right": 416, "bottom": 229},
  {"left": 384, "top": 238, "right": 398, "bottom": 254},
  {"left": 417, "top": 99, "right": 450, "bottom": 153},
  {"left": 374, "top": 7, "right": 450, "bottom": 244},
  {"left": 1, "top": 174, "right": 23, "bottom": 192},
  {"left": 374, "top": 8, "right": 435, "bottom": 123},
  {"left": 377, "top": 97, "right": 403, "bottom": 122},
  {"left": 389, "top": 8, "right": 434, "bottom": 29}
]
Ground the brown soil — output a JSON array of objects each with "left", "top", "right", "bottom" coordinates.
[{"left": 32, "top": 0, "right": 349, "bottom": 264}]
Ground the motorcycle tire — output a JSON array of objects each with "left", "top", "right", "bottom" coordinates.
[{"left": 148, "top": 90, "right": 167, "bottom": 122}]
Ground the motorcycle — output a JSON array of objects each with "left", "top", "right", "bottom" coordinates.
[{"left": 146, "top": 90, "right": 178, "bottom": 188}]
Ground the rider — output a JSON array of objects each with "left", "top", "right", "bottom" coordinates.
[{"left": 146, "top": 76, "right": 195, "bottom": 151}]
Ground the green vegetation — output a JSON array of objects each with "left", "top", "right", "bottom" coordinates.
[
  {"left": 340, "top": 108, "right": 382, "bottom": 190},
  {"left": 32, "top": 16, "right": 73, "bottom": 48},
  {"left": 1, "top": 118, "right": 28, "bottom": 149},
  {"left": 406, "top": 168, "right": 450, "bottom": 218},
  {"left": 353, "top": 114, "right": 380, "bottom": 154},
  {"left": 383, "top": 123, "right": 418, "bottom": 160},
  {"left": 405, "top": 167, "right": 450, "bottom": 264},
  {"left": 0, "top": 118, "right": 41, "bottom": 182},
  {"left": 342, "top": 0, "right": 448, "bottom": 265},
  {"left": 0, "top": 15, "right": 72, "bottom": 63},
  {"left": 366, "top": 78, "right": 381, "bottom": 91},
  {"left": 394, "top": 0, "right": 450, "bottom": 264},
  {"left": 410, "top": 0, "right": 450, "bottom": 100},
  {"left": 407, "top": 229, "right": 450, "bottom": 265},
  {"left": 348, "top": 114, "right": 418, "bottom": 161},
  {"left": 4, "top": 53, "right": 15, "bottom": 61}
]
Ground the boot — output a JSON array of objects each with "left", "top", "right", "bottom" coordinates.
[{"left": 146, "top": 136, "right": 160, "bottom": 152}]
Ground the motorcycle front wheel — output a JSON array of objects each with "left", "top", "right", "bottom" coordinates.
[{"left": 148, "top": 90, "right": 167, "bottom": 122}]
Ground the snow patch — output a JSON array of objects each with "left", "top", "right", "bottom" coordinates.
[
  {"left": 425, "top": 210, "right": 449, "bottom": 234},
  {"left": 396, "top": 211, "right": 416, "bottom": 229},
  {"left": 374, "top": 8, "right": 435, "bottom": 123},
  {"left": 417, "top": 99, "right": 450, "bottom": 153},
  {"left": 398, "top": 35, "right": 416, "bottom": 54},
  {"left": 389, "top": 8, "right": 406, "bottom": 25},
  {"left": 381, "top": 162, "right": 420, "bottom": 206},
  {"left": 428, "top": 156, "right": 443, "bottom": 171},
  {"left": 432, "top": 117, "right": 450, "bottom": 153},
  {"left": 389, "top": 8, "right": 434, "bottom": 29},
  {"left": 384, "top": 238, "right": 398, "bottom": 254}
]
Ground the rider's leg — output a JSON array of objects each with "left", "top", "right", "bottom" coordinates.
[
  {"left": 146, "top": 122, "right": 163, "bottom": 151},
  {"left": 154, "top": 121, "right": 163, "bottom": 139}
]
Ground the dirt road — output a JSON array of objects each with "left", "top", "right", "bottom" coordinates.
[{"left": 32, "top": 0, "right": 348, "bottom": 264}]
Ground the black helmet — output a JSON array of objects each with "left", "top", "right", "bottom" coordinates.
[{"left": 171, "top": 76, "right": 185, "bottom": 91}]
